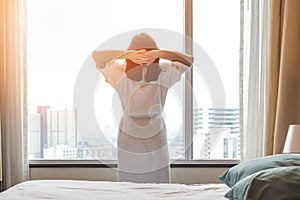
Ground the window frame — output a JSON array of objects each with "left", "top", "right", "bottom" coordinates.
[
  {"left": 28, "top": 0, "right": 241, "bottom": 166},
  {"left": 184, "top": 0, "right": 194, "bottom": 161},
  {"left": 29, "top": 159, "right": 239, "bottom": 168}
]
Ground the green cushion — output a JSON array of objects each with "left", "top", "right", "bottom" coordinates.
[
  {"left": 225, "top": 166, "right": 300, "bottom": 200},
  {"left": 219, "top": 154, "right": 300, "bottom": 187}
]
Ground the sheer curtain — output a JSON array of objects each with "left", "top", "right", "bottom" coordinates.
[
  {"left": 241, "top": 0, "right": 271, "bottom": 162},
  {"left": 242, "top": 0, "right": 300, "bottom": 161},
  {"left": 0, "top": 0, "right": 28, "bottom": 190}
]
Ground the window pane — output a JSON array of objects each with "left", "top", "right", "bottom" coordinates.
[
  {"left": 192, "top": 0, "right": 240, "bottom": 159},
  {"left": 28, "top": 0, "right": 184, "bottom": 160}
]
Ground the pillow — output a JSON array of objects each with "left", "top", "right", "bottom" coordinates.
[
  {"left": 219, "top": 154, "right": 300, "bottom": 187},
  {"left": 225, "top": 166, "right": 300, "bottom": 200}
]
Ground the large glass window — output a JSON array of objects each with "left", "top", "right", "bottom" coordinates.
[
  {"left": 28, "top": 0, "right": 240, "bottom": 161},
  {"left": 192, "top": 0, "right": 240, "bottom": 159}
]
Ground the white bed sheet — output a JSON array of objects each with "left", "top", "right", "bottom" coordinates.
[{"left": 0, "top": 180, "right": 229, "bottom": 200}]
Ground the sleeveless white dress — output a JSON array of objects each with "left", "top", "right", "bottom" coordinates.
[{"left": 100, "top": 60, "right": 189, "bottom": 183}]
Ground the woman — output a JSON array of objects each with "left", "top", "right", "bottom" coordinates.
[{"left": 93, "top": 33, "right": 193, "bottom": 183}]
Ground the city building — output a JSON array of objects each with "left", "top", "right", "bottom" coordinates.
[
  {"left": 193, "top": 108, "right": 240, "bottom": 159},
  {"left": 37, "top": 106, "right": 50, "bottom": 156},
  {"left": 43, "top": 145, "right": 78, "bottom": 159},
  {"left": 207, "top": 108, "right": 240, "bottom": 159},
  {"left": 29, "top": 107, "right": 78, "bottom": 159},
  {"left": 46, "top": 108, "right": 77, "bottom": 149},
  {"left": 28, "top": 113, "right": 41, "bottom": 158}
]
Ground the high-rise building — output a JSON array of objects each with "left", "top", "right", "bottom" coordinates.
[
  {"left": 46, "top": 108, "right": 77, "bottom": 148},
  {"left": 37, "top": 106, "right": 50, "bottom": 156},
  {"left": 28, "top": 113, "right": 41, "bottom": 158},
  {"left": 193, "top": 107, "right": 203, "bottom": 135},
  {"left": 168, "top": 135, "right": 184, "bottom": 159},
  {"left": 193, "top": 108, "right": 240, "bottom": 159},
  {"left": 207, "top": 108, "right": 240, "bottom": 159},
  {"left": 29, "top": 107, "right": 78, "bottom": 158}
]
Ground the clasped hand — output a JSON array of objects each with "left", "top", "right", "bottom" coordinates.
[{"left": 126, "top": 50, "right": 157, "bottom": 65}]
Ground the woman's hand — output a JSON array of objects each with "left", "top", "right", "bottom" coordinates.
[{"left": 126, "top": 50, "right": 157, "bottom": 65}]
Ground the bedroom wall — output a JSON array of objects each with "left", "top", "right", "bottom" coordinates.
[{"left": 29, "top": 168, "right": 228, "bottom": 184}]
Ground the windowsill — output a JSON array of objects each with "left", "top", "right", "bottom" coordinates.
[{"left": 29, "top": 159, "right": 239, "bottom": 168}]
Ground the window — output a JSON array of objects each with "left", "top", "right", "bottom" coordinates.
[
  {"left": 28, "top": 0, "right": 240, "bottom": 162},
  {"left": 192, "top": 0, "right": 240, "bottom": 159}
]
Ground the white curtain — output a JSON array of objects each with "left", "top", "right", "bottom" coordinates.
[
  {"left": 0, "top": 0, "right": 28, "bottom": 190},
  {"left": 241, "top": 0, "right": 271, "bottom": 162}
]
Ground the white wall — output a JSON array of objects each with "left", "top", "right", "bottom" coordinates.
[{"left": 30, "top": 168, "right": 228, "bottom": 184}]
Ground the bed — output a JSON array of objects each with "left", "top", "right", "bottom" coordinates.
[
  {"left": 0, "top": 180, "right": 229, "bottom": 200},
  {"left": 3, "top": 154, "right": 299, "bottom": 200}
]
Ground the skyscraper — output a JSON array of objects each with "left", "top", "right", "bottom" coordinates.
[
  {"left": 207, "top": 108, "right": 240, "bottom": 159},
  {"left": 30, "top": 107, "right": 78, "bottom": 158},
  {"left": 46, "top": 108, "right": 77, "bottom": 148},
  {"left": 193, "top": 108, "right": 240, "bottom": 159},
  {"left": 37, "top": 106, "right": 50, "bottom": 156},
  {"left": 28, "top": 113, "right": 41, "bottom": 158}
]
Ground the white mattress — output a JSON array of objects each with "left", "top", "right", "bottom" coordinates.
[{"left": 0, "top": 180, "right": 229, "bottom": 200}]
